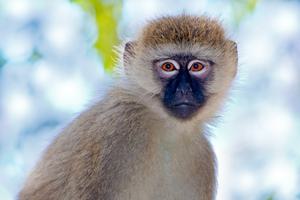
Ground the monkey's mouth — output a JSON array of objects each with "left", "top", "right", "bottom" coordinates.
[
  {"left": 172, "top": 102, "right": 196, "bottom": 107},
  {"left": 167, "top": 102, "right": 199, "bottom": 119}
]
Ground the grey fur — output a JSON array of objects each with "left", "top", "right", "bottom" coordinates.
[{"left": 19, "top": 15, "right": 237, "bottom": 200}]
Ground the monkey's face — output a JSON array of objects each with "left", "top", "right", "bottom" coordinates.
[
  {"left": 121, "top": 15, "right": 238, "bottom": 121},
  {"left": 154, "top": 54, "right": 212, "bottom": 119},
  {"left": 124, "top": 42, "right": 237, "bottom": 121}
]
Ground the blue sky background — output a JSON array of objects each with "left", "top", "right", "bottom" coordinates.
[{"left": 0, "top": 0, "right": 300, "bottom": 199}]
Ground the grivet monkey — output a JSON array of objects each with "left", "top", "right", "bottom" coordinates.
[{"left": 19, "top": 15, "right": 238, "bottom": 200}]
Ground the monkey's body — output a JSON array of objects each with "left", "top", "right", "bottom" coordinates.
[
  {"left": 19, "top": 15, "right": 237, "bottom": 200},
  {"left": 19, "top": 88, "right": 215, "bottom": 200}
]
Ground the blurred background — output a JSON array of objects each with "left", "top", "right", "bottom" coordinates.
[{"left": 0, "top": 0, "right": 299, "bottom": 199}]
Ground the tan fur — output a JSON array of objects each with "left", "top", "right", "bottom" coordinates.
[
  {"left": 139, "top": 15, "right": 225, "bottom": 47},
  {"left": 19, "top": 15, "right": 237, "bottom": 200}
]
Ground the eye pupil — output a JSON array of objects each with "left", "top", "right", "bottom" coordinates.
[
  {"left": 161, "top": 62, "right": 175, "bottom": 71},
  {"left": 191, "top": 62, "right": 204, "bottom": 71}
]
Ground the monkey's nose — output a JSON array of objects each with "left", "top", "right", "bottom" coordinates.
[{"left": 176, "top": 85, "right": 192, "bottom": 96}]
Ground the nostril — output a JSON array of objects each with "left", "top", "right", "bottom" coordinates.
[
  {"left": 176, "top": 87, "right": 183, "bottom": 94},
  {"left": 186, "top": 87, "right": 192, "bottom": 93},
  {"left": 185, "top": 89, "right": 192, "bottom": 95},
  {"left": 176, "top": 87, "right": 192, "bottom": 95}
]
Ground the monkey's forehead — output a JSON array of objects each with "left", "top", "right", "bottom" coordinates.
[{"left": 138, "top": 15, "right": 226, "bottom": 47}]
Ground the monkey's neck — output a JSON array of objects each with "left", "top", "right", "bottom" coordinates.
[
  {"left": 98, "top": 88, "right": 214, "bottom": 196},
  {"left": 109, "top": 86, "right": 206, "bottom": 144}
]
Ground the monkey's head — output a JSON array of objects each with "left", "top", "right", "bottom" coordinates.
[{"left": 122, "top": 15, "right": 237, "bottom": 121}]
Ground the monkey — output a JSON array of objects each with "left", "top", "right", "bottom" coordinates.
[{"left": 18, "top": 15, "right": 237, "bottom": 200}]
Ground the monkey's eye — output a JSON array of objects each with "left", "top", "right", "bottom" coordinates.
[
  {"left": 188, "top": 60, "right": 210, "bottom": 78},
  {"left": 156, "top": 59, "right": 179, "bottom": 78},
  {"left": 161, "top": 62, "right": 176, "bottom": 72},
  {"left": 190, "top": 62, "right": 204, "bottom": 72}
]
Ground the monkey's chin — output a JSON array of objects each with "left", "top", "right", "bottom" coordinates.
[{"left": 167, "top": 104, "right": 199, "bottom": 119}]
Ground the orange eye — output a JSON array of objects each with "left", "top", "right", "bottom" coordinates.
[
  {"left": 161, "top": 62, "right": 176, "bottom": 72},
  {"left": 190, "top": 62, "right": 205, "bottom": 71}
]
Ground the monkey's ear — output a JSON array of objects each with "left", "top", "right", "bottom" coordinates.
[
  {"left": 227, "top": 40, "right": 238, "bottom": 61},
  {"left": 227, "top": 40, "right": 238, "bottom": 77},
  {"left": 228, "top": 40, "right": 237, "bottom": 54},
  {"left": 123, "top": 41, "right": 137, "bottom": 66}
]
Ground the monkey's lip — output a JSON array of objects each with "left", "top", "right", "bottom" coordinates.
[
  {"left": 172, "top": 102, "right": 196, "bottom": 107},
  {"left": 167, "top": 102, "right": 198, "bottom": 119}
]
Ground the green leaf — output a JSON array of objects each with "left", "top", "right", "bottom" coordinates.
[
  {"left": 231, "top": 0, "right": 260, "bottom": 26},
  {"left": 72, "top": 0, "right": 122, "bottom": 72}
]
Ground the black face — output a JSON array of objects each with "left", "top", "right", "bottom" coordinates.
[{"left": 154, "top": 54, "right": 212, "bottom": 119}]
